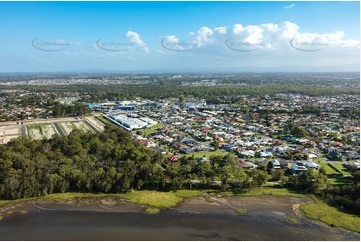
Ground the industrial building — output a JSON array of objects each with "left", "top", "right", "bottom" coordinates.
[{"left": 107, "top": 114, "right": 158, "bottom": 131}]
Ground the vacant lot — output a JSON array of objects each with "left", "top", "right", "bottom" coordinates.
[
  {"left": 0, "top": 117, "right": 104, "bottom": 144},
  {"left": 0, "top": 125, "right": 21, "bottom": 136},
  {"left": 0, "top": 125, "right": 21, "bottom": 144},
  {"left": 41, "top": 124, "right": 57, "bottom": 139},
  {"left": 73, "top": 121, "right": 92, "bottom": 132},
  {"left": 86, "top": 116, "right": 105, "bottom": 131},
  {"left": 59, "top": 122, "right": 74, "bottom": 135},
  {"left": 27, "top": 125, "right": 43, "bottom": 140}
]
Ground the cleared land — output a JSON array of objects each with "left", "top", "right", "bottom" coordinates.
[
  {"left": 59, "top": 122, "right": 73, "bottom": 135},
  {"left": 0, "top": 117, "right": 105, "bottom": 143},
  {"left": 73, "top": 121, "right": 92, "bottom": 132},
  {"left": 27, "top": 125, "right": 43, "bottom": 140},
  {"left": 0, "top": 125, "right": 21, "bottom": 144},
  {"left": 41, "top": 124, "right": 57, "bottom": 139},
  {"left": 85, "top": 116, "right": 105, "bottom": 131}
]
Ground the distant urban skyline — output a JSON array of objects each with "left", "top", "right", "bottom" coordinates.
[{"left": 0, "top": 1, "right": 359, "bottom": 72}]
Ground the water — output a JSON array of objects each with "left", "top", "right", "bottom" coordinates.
[{"left": 0, "top": 208, "right": 359, "bottom": 241}]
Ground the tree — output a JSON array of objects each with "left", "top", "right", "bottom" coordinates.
[{"left": 249, "top": 169, "right": 269, "bottom": 187}]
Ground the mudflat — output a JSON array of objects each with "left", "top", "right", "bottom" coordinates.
[{"left": 0, "top": 195, "right": 359, "bottom": 241}]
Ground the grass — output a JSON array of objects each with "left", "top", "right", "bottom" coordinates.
[
  {"left": 20, "top": 210, "right": 27, "bottom": 214},
  {"left": 0, "top": 197, "right": 32, "bottom": 206},
  {"left": 0, "top": 192, "right": 107, "bottom": 208},
  {"left": 0, "top": 215, "right": 2, "bottom": 220},
  {"left": 210, "top": 187, "right": 306, "bottom": 198},
  {"left": 288, "top": 217, "right": 298, "bottom": 223},
  {"left": 300, "top": 195, "right": 360, "bottom": 233},
  {"left": 142, "top": 123, "right": 164, "bottom": 137},
  {"left": 6, "top": 211, "right": 13, "bottom": 215},
  {"left": 145, "top": 207, "right": 160, "bottom": 214},
  {"left": 184, "top": 150, "right": 225, "bottom": 158},
  {"left": 319, "top": 163, "right": 341, "bottom": 175},
  {"left": 331, "top": 163, "right": 350, "bottom": 176},
  {"left": 40, "top": 192, "right": 106, "bottom": 202},
  {"left": 174, "top": 189, "right": 203, "bottom": 198},
  {"left": 235, "top": 209, "right": 248, "bottom": 214},
  {"left": 96, "top": 115, "right": 115, "bottom": 126},
  {"left": 204, "top": 196, "right": 214, "bottom": 203},
  {"left": 117, "top": 190, "right": 183, "bottom": 208},
  {"left": 27, "top": 124, "right": 44, "bottom": 137},
  {"left": 27, "top": 123, "right": 46, "bottom": 130},
  {"left": 319, "top": 162, "right": 349, "bottom": 184}
]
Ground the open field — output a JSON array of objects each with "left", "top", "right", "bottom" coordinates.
[
  {"left": 319, "top": 162, "right": 350, "bottom": 184},
  {"left": 142, "top": 123, "right": 164, "bottom": 136},
  {"left": 184, "top": 150, "right": 225, "bottom": 158}
]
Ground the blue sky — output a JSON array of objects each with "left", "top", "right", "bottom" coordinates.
[{"left": 0, "top": 1, "right": 359, "bottom": 72}]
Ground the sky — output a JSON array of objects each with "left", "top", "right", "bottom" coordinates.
[{"left": 0, "top": 1, "right": 359, "bottom": 73}]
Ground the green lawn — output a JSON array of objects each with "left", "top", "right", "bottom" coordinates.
[
  {"left": 301, "top": 196, "right": 360, "bottom": 233},
  {"left": 184, "top": 150, "right": 225, "bottom": 158},
  {"left": 331, "top": 163, "right": 350, "bottom": 176},
  {"left": 142, "top": 123, "right": 164, "bottom": 137},
  {"left": 319, "top": 162, "right": 348, "bottom": 184}
]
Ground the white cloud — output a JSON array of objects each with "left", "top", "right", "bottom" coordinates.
[
  {"left": 233, "top": 24, "right": 245, "bottom": 35},
  {"left": 214, "top": 26, "right": 227, "bottom": 35},
  {"left": 159, "top": 21, "right": 359, "bottom": 71},
  {"left": 126, "top": 31, "right": 149, "bottom": 53},
  {"left": 163, "top": 21, "right": 359, "bottom": 52},
  {"left": 194, "top": 26, "right": 214, "bottom": 46},
  {"left": 285, "top": 3, "right": 295, "bottom": 9}
]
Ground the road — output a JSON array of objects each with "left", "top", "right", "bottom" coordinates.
[
  {"left": 21, "top": 125, "right": 27, "bottom": 138},
  {"left": 53, "top": 123, "right": 65, "bottom": 137}
]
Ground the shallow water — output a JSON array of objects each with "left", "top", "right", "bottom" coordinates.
[{"left": 0, "top": 208, "right": 359, "bottom": 241}]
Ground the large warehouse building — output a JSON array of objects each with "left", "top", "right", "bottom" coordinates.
[{"left": 107, "top": 114, "right": 158, "bottom": 131}]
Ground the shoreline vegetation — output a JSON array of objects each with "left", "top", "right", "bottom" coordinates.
[
  {"left": 0, "top": 126, "right": 358, "bottom": 235},
  {"left": 0, "top": 187, "right": 359, "bottom": 233}
]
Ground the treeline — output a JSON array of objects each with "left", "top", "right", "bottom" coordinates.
[
  {"left": 85, "top": 84, "right": 360, "bottom": 101},
  {"left": 0, "top": 126, "right": 267, "bottom": 200},
  {"left": 286, "top": 168, "right": 360, "bottom": 215},
  {"left": 22, "top": 84, "right": 359, "bottom": 102},
  {"left": 52, "top": 102, "right": 91, "bottom": 117}
]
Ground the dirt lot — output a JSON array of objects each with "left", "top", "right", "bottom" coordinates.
[
  {"left": 86, "top": 116, "right": 105, "bottom": 131},
  {"left": 0, "top": 117, "right": 103, "bottom": 144}
]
